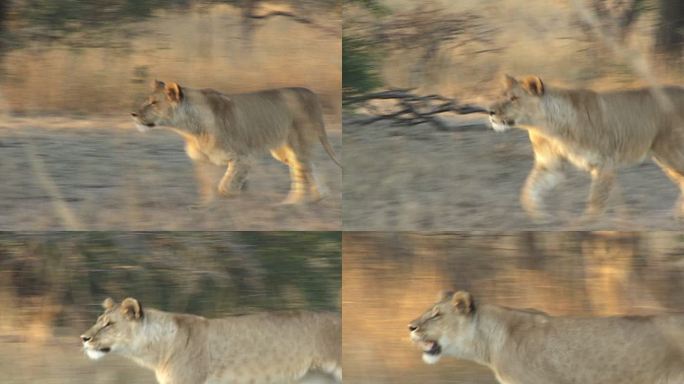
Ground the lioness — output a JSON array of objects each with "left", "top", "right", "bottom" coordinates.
[
  {"left": 131, "top": 81, "right": 341, "bottom": 204},
  {"left": 489, "top": 75, "right": 684, "bottom": 219},
  {"left": 409, "top": 290, "right": 684, "bottom": 384},
  {"left": 81, "top": 298, "right": 341, "bottom": 384}
]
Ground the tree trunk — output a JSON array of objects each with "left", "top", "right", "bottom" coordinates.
[{"left": 655, "top": 0, "right": 684, "bottom": 56}]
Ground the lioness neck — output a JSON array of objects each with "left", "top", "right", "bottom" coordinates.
[
  {"left": 518, "top": 88, "right": 598, "bottom": 140},
  {"left": 167, "top": 88, "right": 211, "bottom": 137},
  {"left": 121, "top": 309, "right": 183, "bottom": 370},
  {"left": 467, "top": 305, "right": 546, "bottom": 367}
]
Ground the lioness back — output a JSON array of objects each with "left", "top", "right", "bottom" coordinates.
[{"left": 206, "top": 311, "right": 341, "bottom": 379}]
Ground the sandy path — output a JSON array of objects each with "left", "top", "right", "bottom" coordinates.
[
  {"left": 0, "top": 116, "right": 341, "bottom": 230},
  {"left": 343, "top": 114, "right": 682, "bottom": 230}
]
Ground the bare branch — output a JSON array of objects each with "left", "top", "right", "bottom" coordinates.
[
  {"left": 241, "top": 1, "right": 338, "bottom": 40},
  {"left": 589, "top": 0, "right": 641, "bottom": 40},
  {"left": 345, "top": 89, "right": 489, "bottom": 130}
]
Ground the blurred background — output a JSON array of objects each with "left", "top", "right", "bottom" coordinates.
[
  {"left": 0, "top": 0, "right": 341, "bottom": 230},
  {"left": 0, "top": 231, "right": 341, "bottom": 383},
  {"left": 342, "top": 0, "right": 684, "bottom": 230},
  {"left": 343, "top": 232, "right": 684, "bottom": 383}
]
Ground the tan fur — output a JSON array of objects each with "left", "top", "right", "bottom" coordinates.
[
  {"left": 81, "top": 298, "right": 341, "bottom": 384},
  {"left": 489, "top": 74, "right": 684, "bottom": 219},
  {"left": 409, "top": 290, "right": 684, "bottom": 384},
  {"left": 132, "top": 80, "right": 340, "bottom": 204}
]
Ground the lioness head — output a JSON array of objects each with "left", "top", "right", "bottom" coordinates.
[
  {"left": 408, "top": 290, "right": 476, "bottom": 365},
  {"left": 80, "top": 297, "right": 144, "bottom": 360},
  {"left": 131, "top": 80, "right": 184, "bottom": 132},
  {"left": 489, "top": 74, "right": 545, "bottom": 132}
]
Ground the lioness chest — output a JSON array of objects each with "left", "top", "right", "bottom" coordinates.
[
  {"left": 531, "top": 133, "right": 607, "bottom": 171},
  {"left": 184, "top": 137, "right": 237, "bottom": 165}
]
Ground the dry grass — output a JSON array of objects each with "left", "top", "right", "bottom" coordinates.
[
  {"left": 2, "top": 4, "right": 341, "bottom": 116},
  {"left": 372, "top": 0, "right": 682, "bottom": 102}
]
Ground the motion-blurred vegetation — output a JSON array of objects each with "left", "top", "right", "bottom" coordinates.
[
  {"left": 342, "top": 35, "right": 382, "bottom": 96},
  {"left": 1, "top": 0, "right": 339, "bottom": 48},
  {"left": 0, "top": 0, "right": 341, "bottom": 115},
  {"left": 0, "top": 232, "right": 341, "bottom": 342},
  {"left": 343, "top": 0, "right": 682, "bottom": 100}
]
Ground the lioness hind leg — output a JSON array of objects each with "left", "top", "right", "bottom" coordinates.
[
  {"left": 217, "top": 159, "right": 251, "bottom": 197},
  {"left": 282, "top": 158, "right": 322, "bottom": 204},
  {"left": 272, "top": 146, "right": 309, "bottom": 204},
  {"left": 270, "top": 147, "right": 290, "bottom": 166},
  {"left": 653, "top": 156, "right": 684, "bottom": 219},
  {"left": 280, "top": 146, "right": 324, "bottom": 204}
]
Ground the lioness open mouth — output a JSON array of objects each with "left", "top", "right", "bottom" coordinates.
[
  {"left": 99, "top": 347, "right": 111, "bottom": 353},
  {"left": 421, "top": 340, "right": 441, "bottom": 356}
]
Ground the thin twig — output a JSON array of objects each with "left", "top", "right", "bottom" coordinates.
[{"left": 344, "top": 89, "right": 489, "bottom": 129}]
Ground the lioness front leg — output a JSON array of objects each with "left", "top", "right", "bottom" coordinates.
[
  {"left": 521, "top": 164, "right": 564, "bottom": 220},
  {"left": 584, "top": 168, "right": 615, "bottom": 219},
  {"left": 218, "top": 159, "right": 251, "bottom": 197},
  {"left": 184, "top": 143, "right": 218, "bottom": 206},
  {"left": 191, "top": 161, "right": 219, "bottom": 205}
]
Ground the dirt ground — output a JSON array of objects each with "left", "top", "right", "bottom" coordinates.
[
  {"left": 343, "top": 114, "right": 683, "bottom": 230},
  {"left": 0, "top": 116, "right": 341, "bottom": 230}
]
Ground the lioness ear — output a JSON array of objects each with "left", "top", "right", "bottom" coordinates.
[
  {"left": 121, "top": 297, "right": 143, "bottom": 320},
  {"left": 102, "top": 297, "right": 115, "bottom": 310},
  {"left": 438, "top": 290, "right": 455, "bottom": 302},
  {"left": 521, "top": 76, "right": 544, "bottom": 96},
  {"left": 152, "top": 79, "right": 165, "bottom": 91},
  {"left": 451, "top": 291, "right": 475, "bottom": 314},
  {"left": 165, "top": 82, "right": 183, "bottom": 103},
  {"left": 502, "top": 74, "right": 517, "bottom": 89}
]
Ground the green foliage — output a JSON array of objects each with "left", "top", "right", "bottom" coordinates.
[
  {"left": 5, "top": 0, "right": 339, "bottom": 47},
  {"left": 0, "top": 232, "right": 341, "bottom": 325},
  {"left": 343, "top": 35, "right": 382, "bottom": 96},
  {"left": 17, "top": 0, "right": 190, "bottom": 33},
  {"left": 345, "top": 0, "right": 389, "bottom": 15}
]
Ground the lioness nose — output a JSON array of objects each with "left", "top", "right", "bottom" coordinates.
[
  {"left": 81, "top": 335, "right": 91, "bottom": 343},
  {"left": 131, "top": 112, "right": 138, "bottom": 117},
  {"left": 408, "top": 324, "right": 418, "bottom": 332}
]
